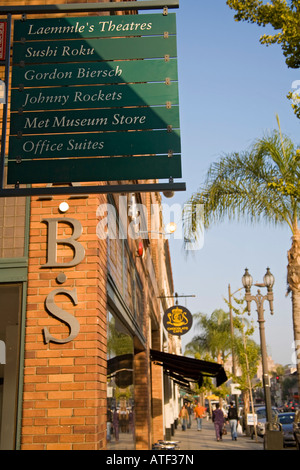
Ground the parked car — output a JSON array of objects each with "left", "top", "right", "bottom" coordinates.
[
  {"left": 277, "top": 412, "right": 296, "bottom": 447},
  {"left": 293, "top": 410, "right": 300, "bottom": 450},
  {"left": 256, "top": 407, "right": 279, "bottom": 437}
]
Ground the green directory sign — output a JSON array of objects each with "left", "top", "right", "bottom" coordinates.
[
  {"left": 11, "top": 82, "right": 179, "bottom": 112},
  {"left": 11, "top": 58, "right": 178, "bottom": 88},
  {"left": 10, "top": 107, "right": 180, "bottom": 135},
  {"left": 12, "top": 36, "right": 177, "bottom": 63},
  {"left": 12, "top": 13, "right": 177, "bottom": 40},
  {"left": 8, "top": 13, "right": 182, "bottom": 185}
]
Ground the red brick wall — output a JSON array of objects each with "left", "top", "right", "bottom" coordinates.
[
  {"left": 151, "top": 331, "right": 164, "bottom": 444},
  {"left": 134, "top": 349, "right": 151, "bottom": 449},
  {"left": 22, "top": 193, "right": 108, "bottom": 450}
]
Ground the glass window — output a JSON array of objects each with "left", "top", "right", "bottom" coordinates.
[
  {"left": 0, "top": 283, "right": 22, "bottom": 450},
  {"left": 107, "top": 312, "right": 135, "bottom": 450}
]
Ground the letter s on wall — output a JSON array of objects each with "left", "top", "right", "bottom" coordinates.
[{"left": 44, "top": 287, "right": 80, "bottom": 344}]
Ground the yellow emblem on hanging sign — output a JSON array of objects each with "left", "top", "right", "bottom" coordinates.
[{"left": 163, "top": 305, "right": 193, "bottom": 336}]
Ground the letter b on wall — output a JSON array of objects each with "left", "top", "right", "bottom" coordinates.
[{"left": 42, "top": 217, "right": 85, "bottom": 267}]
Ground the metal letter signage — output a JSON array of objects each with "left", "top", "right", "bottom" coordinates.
[
  {"left": 8, "top": 13, "right": 182, "bottom": 185},
  {"left": 163, "top": 305, "right": 193, "bottom": 336},
  {"left": 42, "top": 217, "right": 85, "bottom": 344},
  {"left": 44, "top": 288, "right": 80, "bottom": 344},
  {"left": 42, "top": 217, "right": 85, "bottom": 268}
]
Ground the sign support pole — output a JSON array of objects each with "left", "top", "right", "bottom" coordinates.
[{"left": 0, "top": 13, "right": 11, "bottom": 190}]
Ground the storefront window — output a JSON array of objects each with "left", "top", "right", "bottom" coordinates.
[
  {"left": 107, "top": 312, "right": 135, "bottom": 450},
  {"left": 0, "top": 283, "right": 22, "bottom": 450}
]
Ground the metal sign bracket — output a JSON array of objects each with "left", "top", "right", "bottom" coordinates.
[{"left": 0, "top": 180, "right": 186, "bottom": 198}]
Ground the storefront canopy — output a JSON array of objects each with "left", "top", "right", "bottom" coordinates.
[{"left": 150, "top": 349, "right": 227, "bottom": 388}]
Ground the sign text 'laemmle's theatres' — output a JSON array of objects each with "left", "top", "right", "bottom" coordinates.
[
  {"left": 13, "top": 14, "right": 176, "bottom": 40},
  {"left": 8, "top": 13, "right": 182, "bottom": 185},
  {"left": 26, "top": 19, "right": 153, "bottom": 36}
]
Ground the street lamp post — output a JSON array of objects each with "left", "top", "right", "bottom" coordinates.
[
  {"left": 228, "top": 285, "right": 243, "bottom": 410},
  {"left": 241, "top": 267, "right": 275, "bottom": 429}
]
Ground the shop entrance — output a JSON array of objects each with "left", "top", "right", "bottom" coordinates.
[
  {"left": 107, "top": 312, "right": 135, "bottom": 450},
  {"left": 0, "top": 283, "right": 22, "bottom": 450}
]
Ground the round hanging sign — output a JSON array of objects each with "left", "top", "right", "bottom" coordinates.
[{"left": 163, "top": 305, "right": 193, "bottom": 336}]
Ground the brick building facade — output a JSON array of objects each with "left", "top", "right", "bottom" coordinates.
[{"left": 0, "top": 0, "right": 181, "bottom": 450}]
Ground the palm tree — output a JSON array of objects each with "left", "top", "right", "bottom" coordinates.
[
  {"left": 185, "top": 117, "right": 300, "bottom": 395},
  {"left": 185, "top": 309, "right": 232, "bottom": 364}
]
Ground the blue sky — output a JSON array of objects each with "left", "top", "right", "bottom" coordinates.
[{"left": 158, "top": 1, "right": 300, "bottom": 366}]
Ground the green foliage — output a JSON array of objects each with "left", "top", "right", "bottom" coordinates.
[
  {"left": 184, "top": 309, "right": 232, "bottom": 363},
  {"left": 107, "top": 316, "right": 134, "bottom": 357},
  {"left": 227, "top": 295, "right": 261, "bottom": 393},
  {"left": 184, "top": 313, "right": 232, "bottom": 396},
  {"left": 227, "top": 2, "right": 300, "bottom": 120},
  {"left": 227, "top": 0, "right": 300, "bottom": 68}
]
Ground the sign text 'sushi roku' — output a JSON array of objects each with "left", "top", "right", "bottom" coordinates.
[{"left": 24, "top": 44, "right": 95, "bottom": 58}]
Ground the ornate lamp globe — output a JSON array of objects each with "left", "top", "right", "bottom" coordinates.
[
  {"left": 264, "top": 267, "right": 275, "bottom": 290},
  {"left": 242, "top": 268, "right": 253, "bottom": 292}
]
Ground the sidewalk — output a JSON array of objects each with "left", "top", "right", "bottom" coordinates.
[{"left": 172, "top": 419, "right": 264, "bottom": 451}]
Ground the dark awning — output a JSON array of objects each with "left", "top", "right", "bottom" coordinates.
[{"left": 150, "top": 349, "right": 227, "bottom": 387}]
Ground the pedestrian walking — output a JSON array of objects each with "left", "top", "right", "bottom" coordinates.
[
  {"left": 194, "top": 402, "right": 206, "bottom": 431},
  {"left": 187, "top": 402, "right": 193, "bottom": 429},
  {"left": 179, "top": 404, "right": 189, "bottom": 431},
  {"left": 212, "top": 403, "right": 225, "bottom": 441},
  {"left": 227, "top": 401, "right": 239, "bottom": 441}
]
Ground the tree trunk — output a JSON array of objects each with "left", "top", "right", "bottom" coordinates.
[
  {"left": 287, "top": 231, "right": 300, "bottom": 396},
  {"left": 242, "top": 389, "right": 250, "bottom": 434}
]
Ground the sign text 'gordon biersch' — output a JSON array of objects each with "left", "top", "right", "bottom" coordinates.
[{"left": 8, "top": 13, "right": 182, "bottom": 185}]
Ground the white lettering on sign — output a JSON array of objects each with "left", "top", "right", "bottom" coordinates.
[
  {"left": 22, "top": 138, "right": 105, "bottom": 155},
  {"left": 28, "top": 22, "right": 85, "bottom": 36},
  {"left": 23, "top": 65, "right": 123, "bottom": 82},
  {"left": 73, "top": 89, "right": 122, "bottom": 103},
  {"left": 98, "top": 20, "right": 152, "bottom": 33},
  {"left": 26, "top": 20, "right": 153, "bottom": 37},
  {"left": 22, "top": 113, "right": 147, "bottom": 130},
  {"left": 77, "top": 65, "right": 122, "bottom": 79},
  {"left": 23, "top": 92, "right": 69, "bottom": 107},
  {"left": 25, "top": 44, "right": 95, "bottom": 58},
  {"left": 22, "top": 89, "right": 123, "bottom": 108},
  {"left": 112, "top": 113, "right": 146, "bottom": 126}
]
